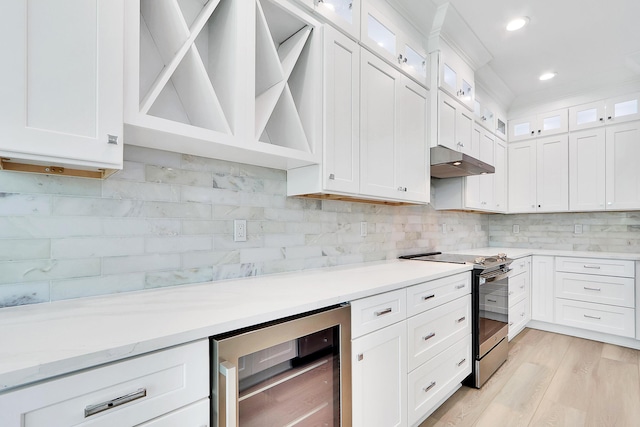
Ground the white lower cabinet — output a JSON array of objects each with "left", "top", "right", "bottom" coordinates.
[
  {"left": 407, "top": 336, "right": 470, "bottom": 426},
  {"left": 0, "top": 340, "right": 209, "bottom": 427},
  {"left": 554, "top": 257, "right": 636, "bottom": 338},
  {"left": 350, "top": 272, "right": 471, "bottom": 427},
  {"left": 508, "top": 257, "right": 531, "bottom": 340},
  {"left": 352, "top": 320, "right": 408, "bottom": 427},
  {"left": 531, "top": 255, "right": 555, "bottom": 322}
]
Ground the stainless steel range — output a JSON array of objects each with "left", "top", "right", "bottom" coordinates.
[{"left": 400, "top": 252, "right": 513, "bottom": 388}]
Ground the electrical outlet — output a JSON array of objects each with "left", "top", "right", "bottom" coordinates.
[
  {"left": 513, "top": 224, "right": 520, "bottom": 234},
  {"left": 234, "top": 219, "right": 247, "bottom": 242},
  {"left": 360, "top": 221, "right": 368, "bottom": 237},
  {"left": 574, "top": 224, "right": 583, "bottom": 234}
]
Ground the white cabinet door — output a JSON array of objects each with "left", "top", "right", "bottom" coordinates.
[
  {"left": 352, "top": 321, "right": 407, "bottom": 427},
  {"left": 508, "top": 141, "right": 537, "bottom": 212},
  {"left": 360, "top": 50, "right": 399, "bottom": 200},
  {"left": 323, "top": 26, "right": 360, "bottom": 194},
  {"left": 493, "top": 140, "right": 507, "bottom": 212},
  {"left": 569, "top": 128, "right": 606, "bottom": 211},
  {"left": 605, "top": 121, "right": 640, "bottom": 210},
  {"left": 437, "top": 91, "right": 473, "bottom": 155},
  {"left": 536, "top": 134, "right": 569, "bottom": 212},
  {"left": 532, "top": 256, "right": 555, "bottom": 323},
  {"left": 508, "top": 115, "right": 536, "bottom": 142},
  {"left": 396, "top": 77, "right": 429, "bottom": 203},
  {"left": 0, "top": 0, "right": 123, "bottom": 176},
  {"left": 438, "top": 43, "right": 474, "bottom": 111}
]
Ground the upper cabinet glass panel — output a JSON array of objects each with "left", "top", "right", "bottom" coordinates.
[
  {"left": 614, "top": 99, "right": 638, "bottom": 118},
  {"left": 367, "top": 14, "right": 395, "bottom": 56},
  {"left": 513, "top": 122, "right": 531, "bottom": 137},
  {"left": 576, "top": 107, "right": 598, "bottom": 125},
  {"left": 317, "top": 0, "right": 353, "bottom": 24},
  {"left": 496, "top": 118, "right": 506, "bottom": 136},
  {"left": 443, "top": 64, "right": 456, "bottom": 90},
  {"left": 543, "top": 115, "right": 561, "bottom": 131},
  {"left": 403, "top": 45, "right": 426, "bottom": 78}
]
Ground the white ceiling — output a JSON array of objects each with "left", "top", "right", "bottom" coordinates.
[{"left": 395, "top": 0, "right": 640, "bottom": 111}]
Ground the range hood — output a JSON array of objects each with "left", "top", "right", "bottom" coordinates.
[{"left": 430, "top": 145, "right": 495, "bottom": 178}]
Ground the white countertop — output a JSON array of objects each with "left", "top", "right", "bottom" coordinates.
[
  {"left": 445, "top": 247, "right": 640, "bottom": 261},
  {"left": 0, "top": 259, "right": 471, "bottom": 392}
]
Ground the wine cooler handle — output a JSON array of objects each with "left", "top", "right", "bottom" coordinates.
[{"left": 220, "top": 360, "right": 237, "bottom": 427}]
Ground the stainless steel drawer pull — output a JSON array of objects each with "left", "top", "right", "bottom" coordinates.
[
  {"left": 584, "top": 287, "right": 601, "bottom": 291},
  {"left": 357, "top": 353, "right": 364, "bottom": 361},
  {"left": 84, "top": 388, "right": 147, "bottom": 418},
  {"left": 422, "top": 294, "right": 436, "bottom": 301},
  {"left": 583, "top": 265, "right": 601, "bottom": 269},
  {"left": 456, "top": 316, "right": 466, "bottom": 323},
  {"left": 455, "top": 284, "right": 466, "bottom": 290},
  {"left": 584, "top": 314, "right": 601, "bottom": 320},
  {"left": 424, "top": 381, "right": 436, "bottom": 392},
  {"left": 374, "top": 308, "right": 393, "bottom": 316},
  {"left": 423, "top": 332, "right": 436, "bottom": 341},
  {"left": 487, "top": 298, "right": 497, "bottom": 303},
  {"left": 457, "top": 358, "right": 466, "bottom": 367}
]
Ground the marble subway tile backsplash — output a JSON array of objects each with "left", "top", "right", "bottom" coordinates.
[
  {"left": 489, "top": 212, "right": 640, "bottom": 252},
  {"left": 0, "top": 146, "right": 489, "bottom": 308}
]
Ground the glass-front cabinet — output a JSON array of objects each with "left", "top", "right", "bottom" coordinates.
[
  {"left": 360, "top": 1, "right": 429, "bottom": 87},
  {"left": 509, "top": 109, "right": 568, "bottom": 142},
  {"left": 437, "top": 41, "right": 474, "bottom": 110},
  {"left": 569, "top": 93, "right": 640, "bottom": 131},
  {"left": 309, "top": 0, "right": 361, "bottom": 39}
]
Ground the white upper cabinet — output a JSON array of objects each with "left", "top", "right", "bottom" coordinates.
[
  {"left": 437, "top": 42, "right": 474, "bottom": 111},
  {"left": 509, "top": 109, "right": 569, "bottom": 141},
  {"left": 124, "top": 0, "right": 322, "bottom": 171},
  {"left": 474, "top": 98, "right": 495, "bottom": 132},
  {"left": 438, "top": 91, "right": 474, "bottom": 155},
  {"left": 605, "top": 121, "right": 640, "bottom": 210},
  {"left": 493, "top": 139, "right": 507, "bottom": 212},
  {"left": 569, "top": 128, "right": 607, "bottom": 211},
  {"left": 509, "top": 135, "right": 570, "bottom": 214},
  {"left": 569, "top": 93, "right": 640, "bottom": 131},
  {"left": 320, "top": 26, "right": 360, "bottom": 195},
  {"left": 0, "top": 0, "right": 124, "bottom": 178},
  {"left": 360, "top": 50, "right": 428, "bottom": 203},
  {"left": 494, "top": 111, "right": 507, "bottom": 141},
  {"left": 309, "top": 0, "right": 361, "bottom": 39},
  {"left": 361, "top": 1, "right": 429, "bottom": 87}
]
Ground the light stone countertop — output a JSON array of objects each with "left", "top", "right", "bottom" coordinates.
[
  {"left": 0, "top": 259, "right": 472, "bottom": 392},
  {"left": 445, "top": 247, "right": 640, "bottom": 261}
]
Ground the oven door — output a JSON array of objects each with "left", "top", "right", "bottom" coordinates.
[
  {"left": 211, "top": 305, "right": 351, "bottom": 427},
  {"left": 477, "top": 268, "right": 510, "bottom": 358}
]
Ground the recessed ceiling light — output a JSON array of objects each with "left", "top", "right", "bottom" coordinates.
[
  {"left": 506, "top": 17, "right": 529, "bottom": 32},
  {"left": 539, "top": 72, "right": 557, "bottom": 81}
]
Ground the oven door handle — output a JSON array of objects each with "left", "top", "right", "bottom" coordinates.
[
  {"left": 480, "top": 268, "right": 512, "bottom": 283},
  {"left": 220, "top": 360, "right": 237, "bottom": 427}
]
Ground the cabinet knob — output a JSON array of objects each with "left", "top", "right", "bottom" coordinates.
[
  {"left": 537, "top": 130, "right": 541, "bottom": 134},
  {"left": 107, "top": 134, "right": 118, "bottom": 145},
  {"left": 530, "top": 131, "right": 535, "bottom": 135},
  {"left": 397, "top": 54, "right": 407, "bottom": 64},
  {"left": 599, "top": 117, "right": 604, "bottom": 122},
  {"left": 608, "top": 116, "right": 612, "bottom": 120},
  {"left": 397, "top": 186, "right": 407, "bottom": 192},
  {"left": 329, "top": 173, "right": 335, "bottom": 180}
]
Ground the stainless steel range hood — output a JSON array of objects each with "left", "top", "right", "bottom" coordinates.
[{"left": 430, "top": 146, "right": 495, "bottom": 178}]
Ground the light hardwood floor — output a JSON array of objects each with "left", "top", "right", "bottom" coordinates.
[{"left": 421, "top": 328, "right": 640, "bottom": 427}]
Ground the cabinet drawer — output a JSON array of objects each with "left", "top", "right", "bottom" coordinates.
[
  {"left": 0, "top": 340, "right": 209, "bottom": 427},
  {"left": 555, "top": 272, "right": 634, "bottom": 308},
  {"left": 555, "top": 257, "right": 634, "bottom": 277},
  {"left": 407, "top": 295, "right": 471, "bottom": 371},
  {"left": 351, "top": 288, "right": 407, "bottom": 338},
  {"left": 555, "top": 299, "right": 635, "bottom": 337},
  {"left": 508, "top": 269, "right": 529, "bottom": 306},
  {"left": 510, "top": 257, "right": 530, "bottom": 276},
  {"left": 407, "top": 335, "right": 471, "bottom": 426},
  {"left": 406, "top": 272, "right": 470, "bottom": 317}
]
